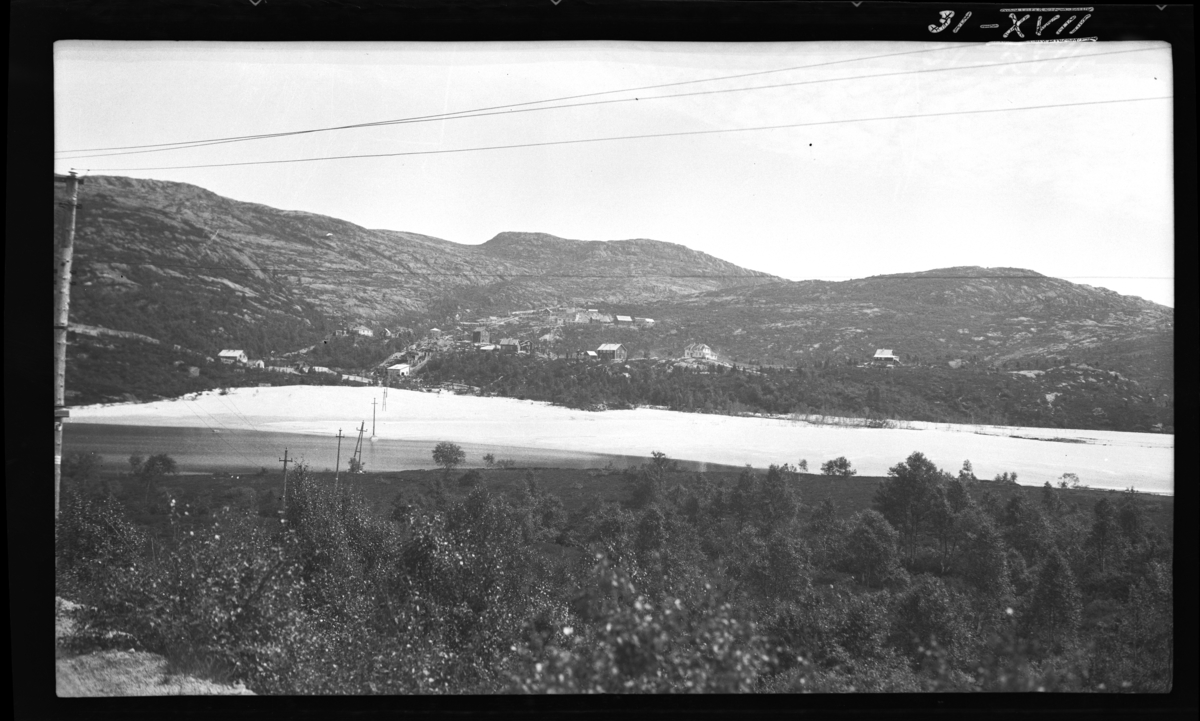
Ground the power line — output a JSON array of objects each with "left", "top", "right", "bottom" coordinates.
[
  {"left": 83, "top": 94, "right": 1170, "bottom": 172},
  {"left": 178, "top": 395, "right": 274, "bottom": 467},
  {"left": 58, "top": 44, "right": 970, "bottom": 155},
  {"left": 56, "top": 46, "right": 1159, "bottom": 162}
]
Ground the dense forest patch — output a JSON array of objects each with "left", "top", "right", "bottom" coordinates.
[{"left": 57, "top": 446, "right": 1173, "bottom": 694}]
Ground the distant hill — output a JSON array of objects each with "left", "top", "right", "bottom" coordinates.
[
  {"left": 54, "top": 175, "right": 776, "bottom": 360},
  {"left": 646, "top": 266, "right": 1173, "bottom": 392},
  {"left": 55, "top": 176, "right": 1172, "bottom": 424}
]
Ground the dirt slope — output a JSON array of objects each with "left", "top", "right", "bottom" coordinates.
[{"left": 55, "top": 597, "right": 254, "bottom": 697}]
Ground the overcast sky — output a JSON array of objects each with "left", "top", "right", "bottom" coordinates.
[{"left": 54, "top": 40, "right": 1174, "bottom": 306}]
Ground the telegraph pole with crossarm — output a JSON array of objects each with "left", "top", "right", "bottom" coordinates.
[
  {"left": 54, "top": 171, "right": 83, "bottom": 520},
  {"left": 279, "top": 448, "right": 292, "bottom": 515},
  {"left": 334, "top": 429, "right": 344, "bottom": 493}
]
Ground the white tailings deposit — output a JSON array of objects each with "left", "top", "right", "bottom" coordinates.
[{"left": 72, "top": 386, "right": 1174, "bottom": 494}]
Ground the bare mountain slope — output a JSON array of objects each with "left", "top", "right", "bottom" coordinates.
[
  {"left": 656, "top": 266, "right": 1173, "bottom": 390},
  {"left": 56, "top": 175, "right": 776, "bottom": 357}
]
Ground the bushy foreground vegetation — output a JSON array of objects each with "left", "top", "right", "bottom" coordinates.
[{"left": 56, "top": 449, "right": 1172, "bottom": 694}]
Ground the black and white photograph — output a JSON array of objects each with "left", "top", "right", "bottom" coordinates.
[{"left": 35, "top": 2, "right": 1186, "bottom": 704}]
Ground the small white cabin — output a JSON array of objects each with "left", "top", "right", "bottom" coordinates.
[{"left": 873, "top": 349, "right": 901, "bottom": 365}]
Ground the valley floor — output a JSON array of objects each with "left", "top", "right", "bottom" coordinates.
[{"left": 70, "top": 387, "right": 1174, "bottom": 494}]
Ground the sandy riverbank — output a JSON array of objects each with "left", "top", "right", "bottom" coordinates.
[{"left": 71, "top": 386, "right": 1173, "bottom": 494}]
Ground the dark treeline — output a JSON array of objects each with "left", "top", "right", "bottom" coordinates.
[
  {"left": 72, "top": 278, "right": 330, "bottom": 360},
  {"left": 421, "top": 353, "right": 1169, "bottom": 433},
  {"left": 65, "top": 333, "right": 361, "bottom": 405},
  {"left": 56, "top": 449, "right": 1172, "bottom": 694}
]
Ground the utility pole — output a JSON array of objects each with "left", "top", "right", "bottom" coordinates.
[
  {"left": 371, "top": 398, "right": 378, "bottom": 440},
  {"left": 279, "top": 448, "right": 292, "bottom": 515},
  {"left": 333, "top": 429, "right": 344, "bottom": 493},
  {"left": 54, "top": 171, "right": 83, "bottom": 520},
  {"left": 352, "top": 421, "right": 366, "bottom": 470},
  {"left": 382, "top": 386, "right": 387, "bottom": 411}
]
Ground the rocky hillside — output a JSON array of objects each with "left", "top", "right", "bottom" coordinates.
[
  {"left": 55, "top": 175, "right": 1172, "bottom": 425},
  {"left": 651, "top": 267, "right": 1173, "bottom": 393},
  {"left": 55, "top": 175, "right": 775, "bottom": 359},
  {"left": 475, "top": 231, "right": 771, "bottom": 303}
]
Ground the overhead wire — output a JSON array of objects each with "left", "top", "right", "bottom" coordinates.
[
  {"left": 58, "top": 46, "right": 1164, "bottom": 162},
  {"left": 57, "top": 44, "right": 971, "bottom": 155},
  {"left": 81, "top": 95, "right": 1171, "bottom": 172},
  {"left": 178, "top": 394, "right": 276, "bottom": 468}
]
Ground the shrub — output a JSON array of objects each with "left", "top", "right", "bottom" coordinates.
[
  {"left": 432, "top": 442, "right": 466, "bottom": 476},
  {"left": 994, "top": 471, "right": 1019, "bottom": 485},
  {"left": 458, "top": 469, "right": 483, "bottom": 489},
  {"left": 1059, "top": 472, "right": 1080, "bottom": 489},
  {"left": 56, "top": 490, "right": 148, "bottom": 597},
  {"left": 507, "top": 557, "right": 771, "bottom": 693},
  {"left": 888, "top": 575, "right": 976, "bottom": 668},
  {"left": 128, "top": 452, "right": 179, "bottom": 505},
  {"left": 820, "top": 457, "right": 856, "bottom": 477},
  {"left": 844, "top": 510, "right": 905, "bottom": 588}
]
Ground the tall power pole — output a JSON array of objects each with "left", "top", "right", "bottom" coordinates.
[
  {"left": 279, "top": 448, "right": 292, "bottom": 515},
  {"left": 333, "top": 428, "right": 344, "bottom": 493},
  {"left": 54, "top": 171, "right": 83, "bottom": 520},
  {"left": 352, "top": 421, "right": 366, "bottom": 469},
  {"left": 371, "top": 398, "right": 378, "bottom": 440}
]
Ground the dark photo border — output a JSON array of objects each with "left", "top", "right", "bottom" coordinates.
[{"left": 9, "top": 2, "right": 1196, "bottom": 720}]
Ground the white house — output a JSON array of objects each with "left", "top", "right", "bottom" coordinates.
[
  {"left": 249, "top": 359, "right": 265, "bottom": 369},
  {"left": 683, "top": 343, "right": 715, "bottom": 361},
  {"left": 615, "top": 315, "right": 633, "bottom": 324},
  {"left": 218, "top": 349, "right": 248, "bottom": 365},
  {"left": 351, "top": 325, "right": 374, "bottom": 338},
  {"left": 596, "top": 343, "right": 628, "bottom": 362},
  {"left": 873, "top": 349, "right": 901, "bottom": 365},
  {"left": 387, "top": 363, "right": 412, "bottom": 381}
]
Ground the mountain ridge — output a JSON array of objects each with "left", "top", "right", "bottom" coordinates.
[
  {"left": 55, "top": 174, "right": 778, "bottom": 356},
  {"left": 55, "top": 174, "right": 1172, "bottom": 406}
]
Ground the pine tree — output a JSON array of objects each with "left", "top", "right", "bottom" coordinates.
[
  {"left": 1024, "top": 548, "right": 1082, "bottom": 650},
  {"left": 1087, "top": 498, "right": 1124, "bottom": 574},
  {"left": 955, "top": 507, "right": 1013, "bottom": 607}
]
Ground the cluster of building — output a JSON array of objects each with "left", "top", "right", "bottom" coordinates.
[
  {"left": 560, "top": 310, "right": 655, "bottom": 327},
  {"left": 328, "top": 324, "right": 409, "bottom": 340},
  {"left": 468, "top": 327, "right": 532, "bottom": 354},
  {"left": 215, "top": 348, "right": 374, "bottom": 384}
]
